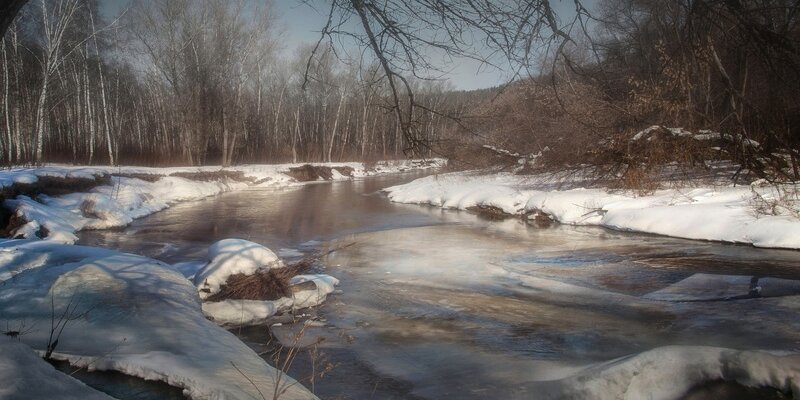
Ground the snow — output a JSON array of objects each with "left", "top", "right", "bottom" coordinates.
[
  {"left": 191, "top": 240, "right": 340, "bottom": 326},
  {"left": 631, "top": 125, "right": 761, "bottom": 148},
  {"left": 538, "top": 345, "right": 799, "bottom": 400},
  {"left": 1, "top": 159, "right": 445, "bottom": 244},
  {"left": 384, "top": 171, "right": 800, "bottom": 249},
  {"left": 194, "top": 238, "right": 284, "bottom": 299},
  {"left": 290, "top": 274, "right": 340, "bottom": 309},
  {"left": 0, "top": 335, "right": 114, "bottom": 400},
  {"left": 200, "top": 271, "right": 340, "bottom": 326},
  {"left": 0, "top": 239, "right": 318, "bottom": 400},
  {"left": 202, "top": 298, "right": 294, "bottom": 326},
  {"left": 200, "top": 272, "right": 340, "bottom": 326}
]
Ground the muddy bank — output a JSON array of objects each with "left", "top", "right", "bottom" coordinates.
[{"left": 287, "top": 164, "right": 355, "bottom": 181}]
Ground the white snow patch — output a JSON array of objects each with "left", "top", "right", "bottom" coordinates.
[
  {"left": 202, "top": 298, "right": 294, "bottom": 326},
  {"left": 0, "top": 335, "right": 114, "bottom": 400},
  {"left": 384, "top": 171, "right": 800, "bottom": 249},
  {"left": 0, "top": 240, "right": 317, "bottom": 400},
  {"left": 193, "top": 238, "right": 284, "bottom": 299},
  {"left": 290, "top": 274, "right": 340, "bottom": 309}
]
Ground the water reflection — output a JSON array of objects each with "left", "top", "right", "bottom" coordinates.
[{"left": 77, "top": 172, "right": 800, "bottom": 399}]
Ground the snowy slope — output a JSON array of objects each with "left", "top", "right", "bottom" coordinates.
[
  {"left": 0, "top": 239, "right": 318, "bottom": 400},
  {"left": 384, "top": 171, "right": 800, "bottom": 249}
]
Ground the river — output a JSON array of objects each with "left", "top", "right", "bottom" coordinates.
[{"left": 78, "top": 172, "right": 800, "bottom": 399}]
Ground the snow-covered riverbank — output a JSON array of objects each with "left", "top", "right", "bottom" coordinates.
[
  {"left": 0, "top": 160, "right": 437, "bottom": 399},
  {"left": 0, "top": 239, "right": 319, "bottom": 399},
  {"left": 384, "top": 170, "right": 800, "bottom": 249},
  {"left": 1, "top": 159, "right": 444, "bottom": 244}
]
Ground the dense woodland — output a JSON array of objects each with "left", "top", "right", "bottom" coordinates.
[
  {"left": 1, "top": 0, "right": 799, "bottom": 183},
  {"left": 0, "top": 0, "right": 467, "bottom": 166}
]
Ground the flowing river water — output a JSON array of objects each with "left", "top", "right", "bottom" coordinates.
[{"left": 77, "top": 172, "right": 800, "bottom": 400}]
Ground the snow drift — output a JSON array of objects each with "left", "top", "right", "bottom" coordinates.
[
  {"left": 384, "top": 171, "right": 800, "bottom": 249},
  {"left": 0, "top": 239, "right": 318, "bottom": 400}
]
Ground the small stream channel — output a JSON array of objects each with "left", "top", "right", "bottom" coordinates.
[{"left": 76, "top": 171, "right": 800, "bottom": 399}]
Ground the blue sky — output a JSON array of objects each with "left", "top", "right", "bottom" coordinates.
[{"left": 102, "top": 0, "right": 588, "bottom": 91}]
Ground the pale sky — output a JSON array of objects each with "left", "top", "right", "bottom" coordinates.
[{"left": 102, "top": 0, "right": 589, "bottom": 91}]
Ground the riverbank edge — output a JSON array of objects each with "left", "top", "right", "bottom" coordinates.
[
  {"left": 383, "top": 169, "right": 800, "bottom": 250},
  {"left": 1, "top": 159, "right": 445, "bottom": 243}
]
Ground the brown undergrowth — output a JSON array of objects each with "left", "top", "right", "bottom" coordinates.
[
  {"left": 206, "top": 259, "right": 314, "bottom": 302},
  {"left": 286, "top": 165, "right": 354, "bottom": 182}
]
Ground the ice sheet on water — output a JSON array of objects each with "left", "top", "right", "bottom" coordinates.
[
  {"left": 536, "top": 345, "right": 799, "bottom": 400},
  {"left": 644, "top": 273, "right": 800, "bottom": 301}
]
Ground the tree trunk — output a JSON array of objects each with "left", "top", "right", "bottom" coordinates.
[{"left": 327, "top": 89, "right": 345, "bottom": 162}]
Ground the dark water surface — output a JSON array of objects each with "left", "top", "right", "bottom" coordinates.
[{"left": 77, "top": 172, "right": 800, "bottom": 399}]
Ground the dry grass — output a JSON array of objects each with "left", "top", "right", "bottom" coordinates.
[{"left": 206, "top": 259, "right": 314, "bottom": 302}]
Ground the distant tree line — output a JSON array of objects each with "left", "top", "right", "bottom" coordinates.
[
  {"left": 0, "top": 0, "right": 463, "bottom": 166},
  {"left": 3, "top": 0, "right": 798, "bottom": 181}
]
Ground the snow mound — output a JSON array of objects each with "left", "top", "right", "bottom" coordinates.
[
  {"left": 202, "top": 298, "right": 294, "bottom": 326},
  {"left": 200, "top": 273, "right": 340, "bottom": 326},
  {"left": 0, "top": 240, "right": 317, "bottom": 400},
  {"left": 0, "top": 336, "right": 113, "bottom": 400},
  {"left": 193, "top": 238, "right": 284, "bottom": 298},
  {"left": 290, "top": 274, "right": 340, "bottom": 309},
  {"left": 539, "top": 345, "right": 799, "bottom": 400}
]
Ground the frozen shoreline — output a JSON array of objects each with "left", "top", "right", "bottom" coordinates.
[
  {"left": 0, "top": 240, "right": 319, "bottom": 400},
  {"left": 1, "top": 159, "right": 445, "bottom": 244},
  {"left": 383, "top": 170, "right": 800, "bottom": 249},
  {"left": 0, "top": 160, "right": 437, "bottom": 399}
]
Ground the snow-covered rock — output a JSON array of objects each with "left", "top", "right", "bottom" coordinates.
[
  {"left": 0, "top": 239, "right": 317, "bottom": 400},
  {"left": 193, "top": 238, "right": 284, "bottom": 299},
  {"left": 0, "top": 336, "right": 114, "bottom": 400}
]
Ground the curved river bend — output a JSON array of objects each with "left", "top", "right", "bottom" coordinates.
[{"left": 78, "top": 172, "right": 800, "bottom": 400}]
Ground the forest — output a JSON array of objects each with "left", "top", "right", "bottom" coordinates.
[
  {"left": 1, "top": 0, "right": 799, "bottom": 184},
  {"left": 0, "top": 0, "right": 469, "bottom": 166},
  {"left": 1, "top": 2, "right": 800, "bottom": 400}
]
